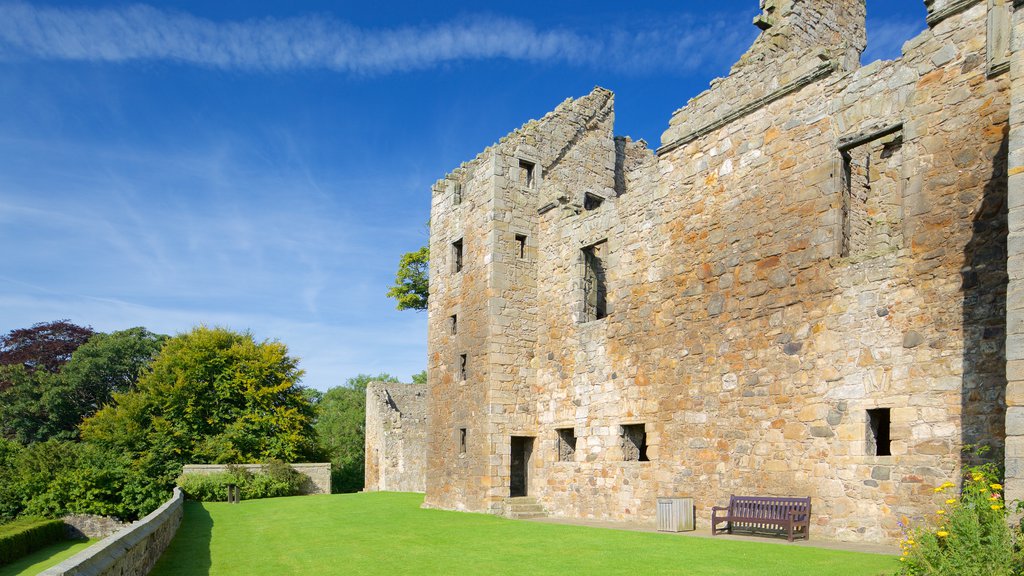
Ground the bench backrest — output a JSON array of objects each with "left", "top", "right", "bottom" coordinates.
[{"left": 728, "top": 495, "right": 811, "bottom": 520}]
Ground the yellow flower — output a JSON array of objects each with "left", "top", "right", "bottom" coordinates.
[
  {"left": 945, "top": 498, "right": 956, "bottom": 504},
  {"left": 937, "top": 531, "right": 949, "bottom": 538},
  {"left": 973, "top": 473, "right": 984, "bottom": 482},
  {"left": 906, "top": 539, "right": 914, "bottom": 546},
  {"left": 942, "top": 481, "right": 955, "bottom": 488},
  {"left": 936, "top": 510, "right": 945, "bottom": 515},
  {"left": 991, "top": 504, "right": 1003, "bottom": 511},
  {"left": 900, "top": 557, "right": 906, "bottom": 562},
  {"left": 933, "top": 487, "right": 943, "bottom": 493},
  {"left": 991, "top": 483, "right": 1003, "bottom": 490}
]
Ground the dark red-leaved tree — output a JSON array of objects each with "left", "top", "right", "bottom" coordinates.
[{"left": 0, "top": 320, "right": 95, "bottom": 377}]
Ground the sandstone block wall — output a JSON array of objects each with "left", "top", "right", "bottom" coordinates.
[
  {"left": 62, "top": 515, "right": 129, "bottom": 540},
  {"left": 364, "top": 382, "right": 428, "bottom": 492},
  {"left": 422, "top": 0, "right": 1015, "bottom": 544},
  {"left": 180, "top": 463, "right": 331, "bottom": 495},
  {"left": 40, "top": 488, "right": 183, "bottom": 576}
]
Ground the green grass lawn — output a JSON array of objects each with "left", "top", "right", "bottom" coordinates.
[
  {"left": 0, "top": 538, "right": 96, "bottom": 576},
  {"left": 150, "top": 492, "right": 897, "bottom": 576}
]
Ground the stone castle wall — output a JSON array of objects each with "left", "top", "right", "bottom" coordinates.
[
  {"left": 421, "top": 0, "right": 1014, "bottom": 544},
  {"left": 181, "top": 463, "right": 331, "bottom": 495},
  {"left": 364, "top": 382, "right": 428, "bottom": 493}
]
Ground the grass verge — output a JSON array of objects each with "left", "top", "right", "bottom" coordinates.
[
  {"left": 0, "top": 538, "right": 96, "bottom": 576},
  {"left": 151, "top": 492, "right": 897, "bottom": 576}
]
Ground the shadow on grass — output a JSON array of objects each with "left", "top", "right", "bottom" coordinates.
[
  {"left": 150, "top": 501, "right": 213, "bottom": 576},
  {"left": 0, "top": 538, "right": 94, "bottom": 576}
]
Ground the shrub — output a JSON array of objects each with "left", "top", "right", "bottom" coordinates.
[
  {"left": 0, "top": 517, "right": 65, "bottom": 565},
  {"left": 176, "top": 461, "right": 305, "bottom": 502},
  {"left": 896, "top": 452, "right": 1023, "bottom": 576}
]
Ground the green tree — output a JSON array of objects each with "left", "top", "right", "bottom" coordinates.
[
  {"left": 79, "top": 326, "right": 321, "bottom": 515},
  {"left": 315, "top": 373, "right": 399, "bottom": 493},
  {"left": 386, "top": 246, "right": 429, "bottom": 311},
  {"left": 0, "top": 327, "right": 166, "bottom": 444},
  {"left": 411, "top": 370, "right": 427, "bottom": 384}
]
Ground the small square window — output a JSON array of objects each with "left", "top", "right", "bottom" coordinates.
[
  {"left": 621, "top": 424, "right": 648, "bottom": 462},
  {"left": 515, "top": 234, "right": 527, "bottom": 259},
  {"left": 519, "top": 160, "right": 535, "bottom": 188},
  {"left": 584, "top": 193, "right": 604, "bottom": 211},
  {"left": 867, "top": 408, "right": 891, "bottom": 456},
  {"left": 556, "top": 428, "right": 576, "bottom": 462},
  {"left": 452, "top": 239, "right": 463, "bottom": 273},
  {"left": 459, "top": 427, "right": 467, "bottom": 454},
  {"left": 459, "top": 354, "right": 467, "bottom": 381},
  {"left": 450, "top": 314, "right": 458, "bottom": 335}
]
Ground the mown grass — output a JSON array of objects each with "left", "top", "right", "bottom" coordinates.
[
  {"left": 151, "top": 492, "right": 897, "bottom": 576},
  {"left": 0, "top": 538, "right": 96, "bottom": 576}
]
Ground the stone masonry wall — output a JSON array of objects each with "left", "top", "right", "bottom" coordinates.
[
  {"left": 423, "top": 0, "right": 1012, "bottom": 544},
  {"left": 181, "top": 463, "right": 331, "bottom": 495},
  {"left": 40, "top": 488, "right": 183, "bottom": 576},
  {"left": 364, "top": 382, "right": 428, "bottom": 492}
]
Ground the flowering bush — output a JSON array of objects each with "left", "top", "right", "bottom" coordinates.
[{"left": 897, "top": 458, "right": 1022, "bottom": 576}]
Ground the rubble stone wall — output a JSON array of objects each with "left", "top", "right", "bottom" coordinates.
[
  {"left": 422, "top": 0, "right": 1013, "bottom": 544},
  {"left": 364, "top": 382, "right": 428, "bottom": 493}
]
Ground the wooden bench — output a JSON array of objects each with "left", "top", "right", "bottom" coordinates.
[{"left": 711, "top": 495, "right": 811, "bottom": 542}]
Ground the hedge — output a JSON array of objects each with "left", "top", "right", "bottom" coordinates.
[
  {"left": 176, "top": 462, "right": 305, "bottom": 502},
  {"left": 0, "top": 517, "right": 66, "bottom": 565}
]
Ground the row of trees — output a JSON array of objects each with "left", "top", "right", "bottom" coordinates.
[{"left": 0, "top": 321, "right": 420, "bottom": 522}]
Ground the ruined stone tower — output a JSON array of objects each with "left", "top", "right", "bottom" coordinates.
[{"left": 413, "top": 0, "right": 1021, "bottom": 543}]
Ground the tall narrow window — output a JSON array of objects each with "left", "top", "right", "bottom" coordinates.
[
  {"left": 459, "top": 428, "right": 467, "bottom": 454},
  {"left": 556, "top": 428, "right": 577, "bottom": 462},
  {"left": 582, "top": 241, "right": 608, "bottom": 322},
  {"left": 519, "top": 160, "right": 535, "bottom": 188},
  {"left": 621, "top": 424, "right": 648, "bottom": 462},
  {"left": 459, "top": 354, "right": 467, "bottom": 381},
  {"left": 515, "top": 234, "right": 527, "bottom": 259},
  {"left": 450, "top": 314, "right": 458, "bottom": 335},
  {"left": 867, "top": 408, "right": 891, "bottom": 456},
  {"left": 452, "top": 239, "right": 463, "bottom": 273},
  {"left": 840, "top": 129, "right": 903, "bottom": 258},
  {"left": 453, "top": 182, "right": 463, "bottom": 205}
]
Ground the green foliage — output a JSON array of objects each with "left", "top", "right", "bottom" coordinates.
[
  {"left": 386, "top": 246, "right": 429, "bottom": 311},
  {"left": 411, "top": 370, "right": 427, "bottom": 384},
  {"left": 897, "top": 450, "right": 1023, "bottom": 576},
  {"left": 176, "top": 462, "right": 304, "bottom": 502},
  {"left": 315, "top": 373, "right": 398, "bottom": 493},
  {"left": 83, "top": 326, "right": 320, "bottom": 466},
  {"left": 0, "top": 327, "right": 166, "bottom": 445},
  {"left": 0, "top": 517, "right": 65, "bottom": 565}
]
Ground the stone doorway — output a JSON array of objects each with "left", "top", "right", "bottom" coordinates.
[{"left": 510, "top": 436, "right": 534, "bottom": 497}]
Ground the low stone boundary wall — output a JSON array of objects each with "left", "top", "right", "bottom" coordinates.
[
  {"left": 40, "top": 488, "right": 184, "bottom": 576},
  {"left": 181, "top": 463, "right": 331, "bottom": 494}
]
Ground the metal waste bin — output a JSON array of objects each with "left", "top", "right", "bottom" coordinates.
[{"left": 657, "top": 497, "right": 695, "bottom": 532}]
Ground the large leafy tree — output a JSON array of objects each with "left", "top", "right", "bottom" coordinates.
[
  {"left": 0, "top": 320, "right": 94, "bottom": 389},
  {"left": 0, "top": 327, "right": 167, "bottom": 444},
  {"left": 83, "top": 326, "right": 321, "bottom": 465},
  {"left": 315, "top": 373, "right": 399, "bottom": 492},
  {"left": 386, "top": 246, "right": 429, "bottom": 311}
]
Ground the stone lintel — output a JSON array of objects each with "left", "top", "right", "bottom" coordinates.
[{"left": 926, "top": 0, "right": 984, "bottom": 27}]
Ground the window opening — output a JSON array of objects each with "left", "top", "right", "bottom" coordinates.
[
  {"left": 452, "top": 239, "right": 463, "bottom": 272},
  {"left": 556, "top": 428, "right": 577, "bottom": 462},
  {"left": 515, "top": 234, "right": 527, "bottom": 259},
  {"left": 519, "top": 160, "right": 535, "bottom": 188},
  {"left": 584, "top": 193, "right": 604, "bottom": 211},
  {"left": 621, "top": 424, "right": 648, "bottom": 461},
  {"left": 459, "top": 428, "right": 467, "bottom": 454},
  {"left": 841, "top": 130, "right": 903, "bottom": 259},
  {"left": 459, "top": 354, "right": 467, "bottom": 381},
  {"left": 450, "top": 314, "right": 458, "bottom": 335},
  {"left": 867, "top": 408, "right": 891, "bottom": 456},
  {"left": 582, "top": 241, "right": 608, "bottom": 322}
]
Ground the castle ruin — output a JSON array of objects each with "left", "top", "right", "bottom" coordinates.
[{"left": 393, "top": 0, "right": 1024, "bottom": 544}]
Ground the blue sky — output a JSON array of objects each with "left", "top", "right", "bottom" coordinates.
[{"left": 0, "top": 1, "right": 926, "bottom": 391}]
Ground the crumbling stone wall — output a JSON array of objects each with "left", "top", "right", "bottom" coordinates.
[
  {"left": 364, "top": 382, "right": 428, "bottom": 492},
  {"left": 181, "top": 463, "right": 331, "bottom": 495},
  {"left": 423, "top": 0, "right": 1014, "bottom": 544}
]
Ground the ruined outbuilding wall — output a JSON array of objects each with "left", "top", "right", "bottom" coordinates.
[
  {"left": 364, "top": 382, "right": 428, "bottom": 493},
  {"left": 424, "top": 0, "right": 1013, "bottom": 544}
]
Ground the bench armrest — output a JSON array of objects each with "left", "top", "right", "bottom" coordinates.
[{"left": 711, "top": 506, "right": 729, "bottom": 512}]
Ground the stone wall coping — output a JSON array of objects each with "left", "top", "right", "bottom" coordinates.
[{"left": 39, "top": 488, "right": 184, "bottom": 576}]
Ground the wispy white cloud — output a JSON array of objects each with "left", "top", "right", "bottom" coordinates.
[
  {"left": 0, "top": 3, "right": 752, "bottom": 75},
  {"left": 863, "top": 18, "right": 925, "bottom": 64}
]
